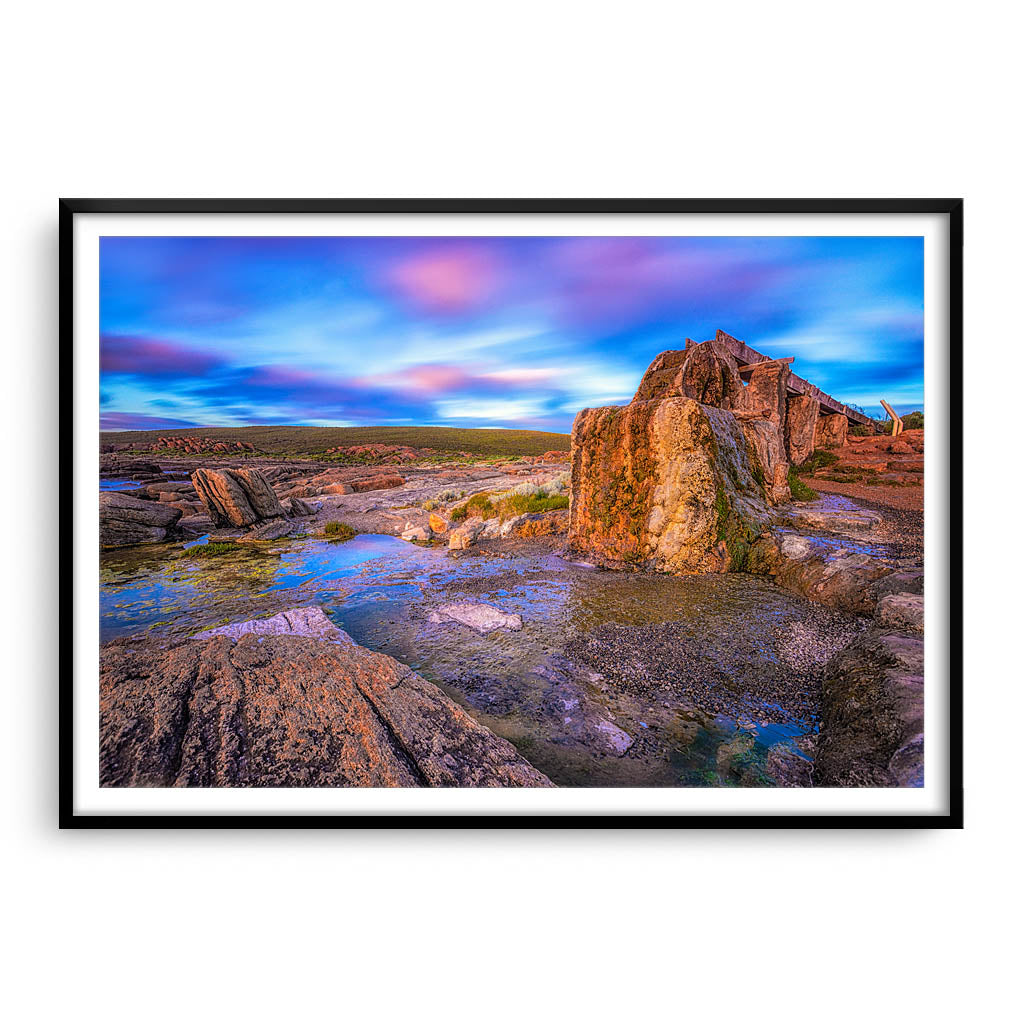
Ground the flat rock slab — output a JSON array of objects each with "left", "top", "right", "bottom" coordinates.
[
  {"left": 789, "top": 505, "right": 882, "bottom": 534},
  {"left": 203, "top": 606, "right": 353, "bottom": 643},
  {"left": 102, "top": 606, "right": 551, "bottom": 788},
  {"left": 429, "top": 601, "right": 523, "bottom": 633}
]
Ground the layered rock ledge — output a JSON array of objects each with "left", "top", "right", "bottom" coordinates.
[{"left": 100, "top": 607, "right": 552, "bottom": 788}]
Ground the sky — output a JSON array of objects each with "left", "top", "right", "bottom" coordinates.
[{"left": 99, "top": 235, "right": 924, "bottom": 432}]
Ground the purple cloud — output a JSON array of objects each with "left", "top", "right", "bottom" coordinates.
[
  {"left": 101, "top": 412, "right": 199, "bottom": 431},
  {"left": 101, "top": 334, "right": 227, "bottom": 378}
]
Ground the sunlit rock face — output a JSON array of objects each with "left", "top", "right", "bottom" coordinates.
[
  {"left": 815, "top": 413, "right": 849, "bottom": 449},
  {"left": 191, "top": 467, "right": 286, "bottom": 528},
  {"left": 568, "top": 397, "right": 775, "bottom": 573},
  {"left": 632, "top": 339, "right": 744, "bottom": 407},
  {"left": 785, "top": 394, "right": 819, "bottom": 466},
  {"left": 569, "top": 339, "right": 800, "bottom": 573}
]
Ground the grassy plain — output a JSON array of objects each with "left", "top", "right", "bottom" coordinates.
[{"left": 100, "top": 424, "right": 572, "bottom": 459}]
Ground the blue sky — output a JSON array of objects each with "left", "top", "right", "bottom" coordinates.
[{"left": 99, "top": 235, "right": 924, "bottom": 432}]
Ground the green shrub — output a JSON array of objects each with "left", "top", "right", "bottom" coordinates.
[
  {"left": 449, "top": 504, "right": 468, "bottom": 521},
  {"left": 185, "top": 541, "right": 242, "bottom": 558},
  {"left": 421, "top": 499, "right": 438, "bottom": 511},
  {"left": 902, "top": 410, "right": 924, "bottom": 430},
  {"left": 787, "top": 468, "right": 818, "bottom": 501},
  {"left": 793, "top": 449, "right": 841, "bottom": 475},
  {"left": 324, "top": 521, "right": 355, "bottom": 541}
]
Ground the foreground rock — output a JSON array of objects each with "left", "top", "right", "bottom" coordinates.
[
  {"left": 99, "top": 491, "right": 182, "bottom": 548},
  {"left": 814, "top": 630, "right": 924, "bottom": 787},
  {"left": 100, "top": 607, "right": 551, "bottom": 788},
  {"left": 429, "top": 602, "right": 523, "bottom": 634},
  {"left": 191, "top": 467, "right": 286, "bottom": 528},
  {"left": 568, "top": 397, "right": 774, "bottom": 572}
]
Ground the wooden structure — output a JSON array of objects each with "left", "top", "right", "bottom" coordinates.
[
  {"left": 879, "top": 399, "right": 904, "bottom": 435},
  {"left": 711, "top": 329, "right": 876, "bottom": 428}
]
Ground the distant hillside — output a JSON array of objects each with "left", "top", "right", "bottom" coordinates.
[{"left": 99, "top": 424, "right": 572, "bottom": 458}]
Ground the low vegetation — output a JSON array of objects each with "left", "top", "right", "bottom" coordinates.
[
  {"left": 324, "top": 521, "right": 356, "bottom": 541},
  {"left": 793, "top": 449, "right": 840, "bottom": 476},
  {"left": 449, "top": 484, "right": 570, "bottom": 523},
  {"left": 787, "top": 468, "right": 818, "bottom": 501},
  {"left": 100, "top": 424, "right": 572, "bottom": 459},
  {"left": 183, "top": 542, "right": 242, "bottom": 558}
]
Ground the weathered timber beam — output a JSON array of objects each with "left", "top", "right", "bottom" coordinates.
[
  {"left": 737, "top": 357, "right": 795, "bottom": 373},
  {"left": 711, "top": 328, "right": 873, "bottom": 426},
  {"left": 880, "top": 399, "right": 904, "bottom": 436}
]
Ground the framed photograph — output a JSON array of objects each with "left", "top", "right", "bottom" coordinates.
[{"left": 61, "top": 198, "right": 962, "bottom": 827}]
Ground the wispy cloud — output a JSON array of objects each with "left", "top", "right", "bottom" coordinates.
[{"left": 99, "top": 235, "right": 925, "bottom": 430}]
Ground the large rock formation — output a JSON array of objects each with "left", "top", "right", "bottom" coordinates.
[
  {"left": 99, "top": 491, "right": 183, "bottom": 548},
  {"left": 100, "top": 607, "right": 552, "bottom": 788},
  {"left": 568, "top": 397, "right": 774, "bottom": 573},
  {"left": 567, "top": 337, "right": 816, "bottom": 572},
  {"left": 191, "top": 467, "right": 286, "bottom": 528},
  {"left": 785, "top": 394, "right": 819, "bottom": 466}
]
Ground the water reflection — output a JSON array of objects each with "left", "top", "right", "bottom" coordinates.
[{"left": 101, "top": 534, "right": 838, "bottom": 788}]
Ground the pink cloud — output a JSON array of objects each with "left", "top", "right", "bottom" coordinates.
[
  {"left": 386, "top": 246, "right": 500, "bottom": 313},
  {"left": 101, "top": 335, "right": 227, "bottom": 377}
]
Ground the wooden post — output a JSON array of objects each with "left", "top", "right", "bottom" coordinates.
[{"left": 880, "top": 399, "right": 903, "bottom": 436}]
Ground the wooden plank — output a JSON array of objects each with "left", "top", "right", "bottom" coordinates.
[
  {"left": 712, "top": 329, "right": 873, "bottom": 426},
  {"left": 737, "top": 357, "right": 794, "bottom": 373},
  {"left": 880, "top": 399, "right": 903, "bottom": 435}
]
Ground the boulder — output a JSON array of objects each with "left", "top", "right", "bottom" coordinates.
[
  {"left": 815, "top": 413, "right": 849, "bottom": 449},
  {"left": 741, "top": 417, "right": 791, "bottom": 504},
  {"left": 177, "top": 514, "right": 215, "bottom": 535},
  {"left": 785, "top": 394, "right": 819, "bottom": 466},
  {"left": 100, "top": 607, "right": 551, "bottom": 788},
  {"left": 876, "top": 592, "right": 924, "bottom": 635},
  {"left": 509, "top": 509, "right": 569, "bottom": 538},
  {"left": 737, "top": 359, "right": 790, "bottom": 428},
  {"left": 287, "top": 496, "right": 316, "bottom": 517},
  {"left": 448, "top": 517, "right": 486, "bottom": 551},
  {"left": 814, "top": 630, "right": 924, "bottom": 787},
  {"left": 99, "top": 492, "right": 182, "bottom": 548},
  {"left": 191, "top": 468, "right": 285, "bottom": 528},
  {"left": 401, "top": 524, "right": 432, "bottom": 542},
  {"left": 568, "top": 398, "right": 774, "bottom": 572},
  {"left": 231, "top": 467, "right": 287, "bottom": 519},
  {"left": 236, "top": 519, "right": 295, "bottom": 542},
  {"left": 428, "top": 512, "right": 450, "bottom": 534}
]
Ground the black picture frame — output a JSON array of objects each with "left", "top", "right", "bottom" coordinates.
[{"left": 60, "top": 197, "right": 964, "bottom": 829}]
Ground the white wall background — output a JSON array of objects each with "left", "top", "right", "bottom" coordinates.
[{"left": 2, "top": 2, "right": 1015, "bottom": 1021}]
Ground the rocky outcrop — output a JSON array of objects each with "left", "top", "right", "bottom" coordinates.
[
  {"left": 785, "top": 394, "right": 819, "bottom": 466},
  {"left": 99, "top": 492, "right": 182, "bottom": 548},
  {"left": 815, "top": 413, "right": 849, "bottom": 449},
  {"left": 814, "top": 630, "right": 924, "bottom": 787},
  {"left": 350, "top": 473, "right": 405, "bottom": 493},
  {"left": 737, "top": 359, "right": 790, "bottom": 428},
  {"left": 632, "top": 340, "right": 744, "bottom": 407},
  {"left": 191, "top": 467, "right": 285, "bottom": 528},
  {"left": 100, "top": 607, "right": 551, "bottom": 788},
  {"left": 568, "top": 398, "right": 774, "bottom": 572}
]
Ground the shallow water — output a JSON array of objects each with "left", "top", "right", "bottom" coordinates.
[
  {"left": 100, "top": 477, "right": 146, "bottom": 491},
  {"left": 100, "top": 533, "right": 854, "bottom": 787}
]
